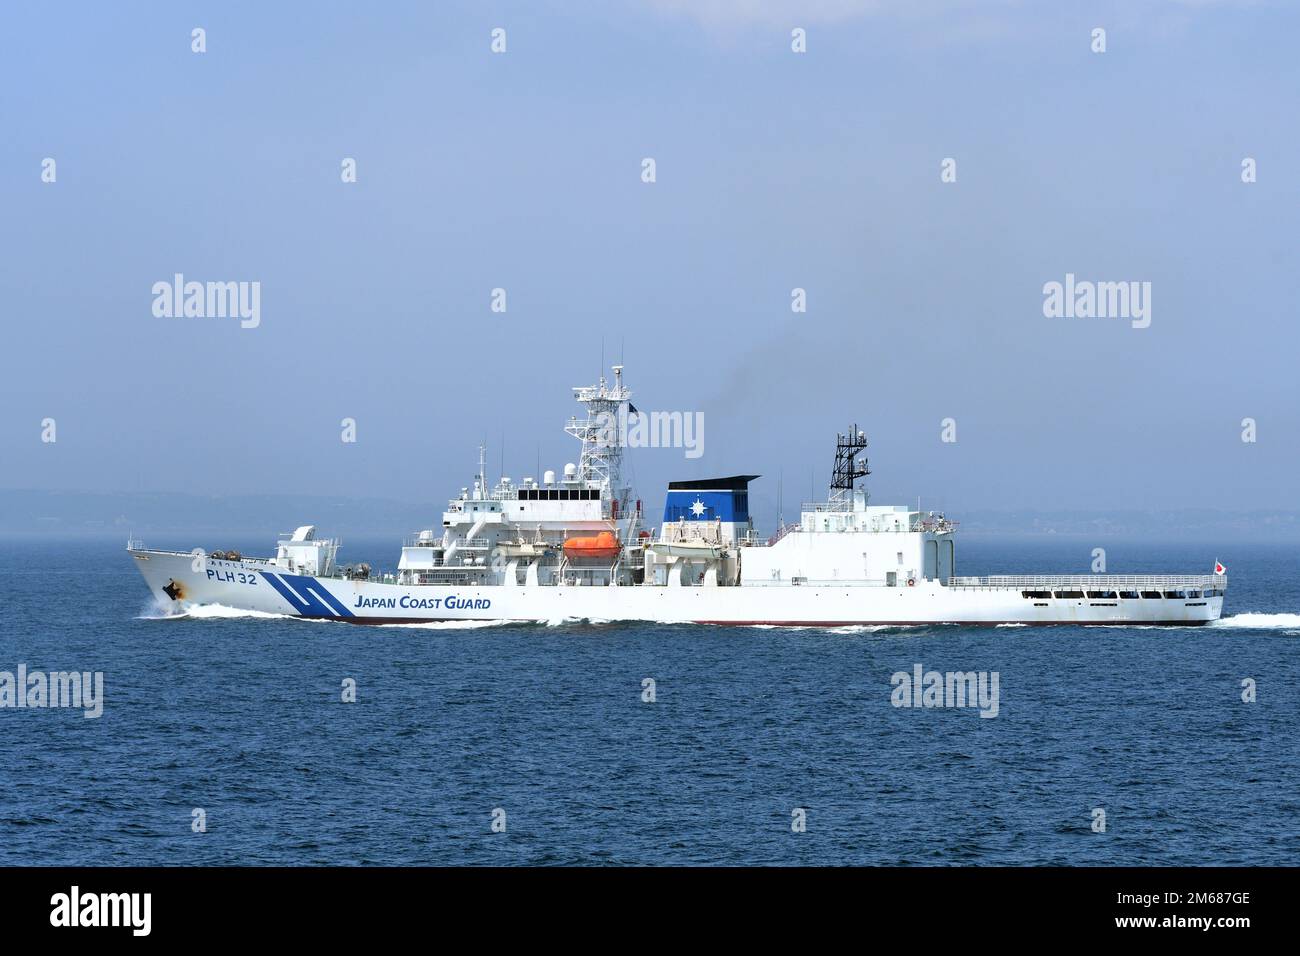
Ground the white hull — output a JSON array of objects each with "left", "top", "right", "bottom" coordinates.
[
  {"left": 131, "top": 549, "right": 1225, "bottom": 626},
  {"left": 127, "top": 367, "right": 1228, "bottom": 628}
]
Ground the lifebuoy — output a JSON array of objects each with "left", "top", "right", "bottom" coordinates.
[{"left": 907, "top": 578, "right": 916, "bottom": 587}]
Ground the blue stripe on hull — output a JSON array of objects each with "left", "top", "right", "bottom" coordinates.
[{"left": 260, "top": 572, "right": 354, "bottom": 618}]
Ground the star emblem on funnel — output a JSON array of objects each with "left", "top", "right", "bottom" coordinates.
[{"left": 690, "top": 498, "right": 707, "bottom": 518}]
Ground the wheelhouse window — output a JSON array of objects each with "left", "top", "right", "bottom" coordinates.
[{"left": 518, "top": 488, "right": 601, "bottom": 501}]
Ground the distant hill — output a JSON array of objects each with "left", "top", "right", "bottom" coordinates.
[
  {"left": 952, "top": 509, "right": 1299, "bottom": 540},
  {"left": 0, "top": 490, "right": 434, "bottom": 539}
]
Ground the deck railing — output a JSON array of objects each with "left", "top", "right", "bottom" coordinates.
[
  {"left": 800, "top": 500, "right": 854, "bottom": 513},
  {"left": 948, "top": 574, "right": 1224, "bottom": 589}
]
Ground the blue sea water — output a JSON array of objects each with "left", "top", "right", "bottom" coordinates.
[{"left": 0, "top": 535, "right": 1297, "bottom": 866}]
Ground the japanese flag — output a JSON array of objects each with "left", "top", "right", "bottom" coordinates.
[{"left": 1214, "top": 561, "right": 1226, "bottom": 575}]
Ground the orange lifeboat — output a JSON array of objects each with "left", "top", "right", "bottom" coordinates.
[{"left": 563, "top": 531, "right": 620, "bottom": 560}]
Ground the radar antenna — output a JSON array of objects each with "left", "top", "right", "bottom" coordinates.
[{"left": 828, "top": 425, "right": 869, "bottom": 507}]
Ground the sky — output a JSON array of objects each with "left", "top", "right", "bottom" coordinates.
[{"left": 2, "top": 0, "right": 1297, "bottom": 529}]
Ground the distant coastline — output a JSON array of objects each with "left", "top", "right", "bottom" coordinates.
[{"left": 0, "top": 489, "right": 1294, "bottom": 541}]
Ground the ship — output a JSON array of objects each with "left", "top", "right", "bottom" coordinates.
[{"left": 128, "top": 366, "right": 1227, "bottom": 626}]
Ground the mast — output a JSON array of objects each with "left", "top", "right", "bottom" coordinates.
[
  {"left": 477, "top": 443, "right": 487, "bottom": 500},
  {"left": 565, "top": 364, "right": 632, "bottom": 515},
  {"left": 828, "top": 425, "right": 869, "bottom": 507}
]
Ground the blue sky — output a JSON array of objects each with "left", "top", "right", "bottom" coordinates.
[{"left": 2, "top": 0, "right": 1296, "bottom": 524}]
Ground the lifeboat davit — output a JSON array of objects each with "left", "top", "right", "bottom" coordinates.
[{"left": 563, "top": 531, "right": 620, "bottom": 560}]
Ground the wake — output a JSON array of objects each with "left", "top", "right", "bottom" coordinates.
[
  {"left": 134, "top": 607, "right": 1300, "bottom": 633},
  {"left": 138, "top": 602, "right": 297, "bottom": 622},
  {"left": 377, "top": 619, "right": 515, "bottom": 630},
  {"left": 1208, "top": 612, "right": 1300, "bottom": 630}
]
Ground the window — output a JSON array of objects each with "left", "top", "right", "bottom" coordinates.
[
  {"left": 1054, "top": 590, "right": 1084, "bottom": 599},
  {"left": 1119, "top": 590, "right": 1140, "bottom": 599},
  {"left": 1141, "top": 591, "right": 1162, "bottom": 599}
]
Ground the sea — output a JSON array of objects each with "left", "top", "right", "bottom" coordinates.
[{"left": 0, "top": 535, "right": 1296, "bottom": 866}]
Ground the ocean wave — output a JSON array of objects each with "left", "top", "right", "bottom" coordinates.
[
  {"left": 378, "top": 618, "right": 515, "bottom": 630},
  {"left": 1208, "top": 613, "right": 1300, "bottom": 630},
  {"left": 542, "top": 616, "right": 625, "bottom": 627},
  {"left": 138, "top": 602, "right": 292, "bottom": 621},
  {"left": 738, "top": 623, "right": 923, "bottom": 633}
]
